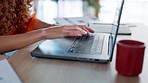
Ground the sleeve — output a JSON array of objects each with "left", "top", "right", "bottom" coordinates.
[{"left": 26, "top": 14, "right": 40, "bottom": 32}]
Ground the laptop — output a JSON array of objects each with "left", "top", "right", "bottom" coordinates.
[{"left": 31, "top": 0, "right": 125, "bottom": 63}]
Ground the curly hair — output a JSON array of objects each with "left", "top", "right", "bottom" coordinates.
[{"left": 0, "top": 0, "right": 35, "bottom": 35}]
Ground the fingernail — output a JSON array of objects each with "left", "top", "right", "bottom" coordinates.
[{"left": 84, "top": 31, "right": 87, "bottom": 34}]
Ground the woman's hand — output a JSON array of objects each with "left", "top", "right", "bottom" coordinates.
[
  {"left": 0, "top": 25, "right": 94, "bottom": 53},
  {"left": 42, "top": 25, "right": 94, "bottom": 39}
]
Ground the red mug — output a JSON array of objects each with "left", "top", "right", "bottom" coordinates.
[{"left": 116, "top": 40, "right": 145, "bottom": 76}]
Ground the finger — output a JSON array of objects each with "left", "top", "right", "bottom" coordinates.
[
  {"left": 79, "top": 25, "right": 95, "bottom": 33},
  {"left": 67, "top": 31, "right": 83, "bottom": 36},
  {"left": 65, "top": 28, "right": 88, "bottom": 36},
  {"left": 63, "top": 26, "right": 87, "bottom": 35},
  {"left": 75, "top": 26, "right": 87, "bottom": 34},
  {"left": 81, "top": 26, "right": 90, "bottom": 33}
]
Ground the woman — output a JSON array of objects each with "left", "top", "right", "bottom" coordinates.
[{"left": 0, "top": 0, "right": 94, "bottom": 54}]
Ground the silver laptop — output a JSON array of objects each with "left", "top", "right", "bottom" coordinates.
[{"left": 31, "top": 0, "right": 124, "bottom": 63}]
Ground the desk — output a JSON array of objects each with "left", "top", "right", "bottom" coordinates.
[{"left": 8, "top": 24, "right": 148, "bottom": 83}]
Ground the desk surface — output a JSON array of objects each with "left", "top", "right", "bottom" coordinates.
[{"left": 8, "top": 24, "right": 148, "bottom": 83}]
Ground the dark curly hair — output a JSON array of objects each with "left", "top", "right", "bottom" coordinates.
[{"left": 0, "top": 0, "right": 35, "bottom": 35}]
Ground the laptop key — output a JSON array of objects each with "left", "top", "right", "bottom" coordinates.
[
  {"left": 68, "top": 34, "right": 104, "bottom": 54},
  {"left": 96, "top": 35, "right": 104, "bottom": 54}
]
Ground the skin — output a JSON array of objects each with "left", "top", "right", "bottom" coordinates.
[{"left": 0, "top": 21, "right": 94, "bottom": 54}]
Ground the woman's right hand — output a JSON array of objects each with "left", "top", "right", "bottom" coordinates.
[{"left": 42, "top": 25, "right": 94, "bottom": 39}]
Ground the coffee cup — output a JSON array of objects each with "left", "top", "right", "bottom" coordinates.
[{"left": 116, "top": 40, "right": 145, "bottom": 76}]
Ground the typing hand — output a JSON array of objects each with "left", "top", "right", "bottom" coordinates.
[{"left": 42, "top": 25, "right": 94, "bottom": 39}]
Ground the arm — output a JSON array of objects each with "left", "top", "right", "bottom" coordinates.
[
  {"left": 0, "top": 30, "right": 44, "bottom": 54},
  {"left": 0, "top": 25, "right": 94, "bottom": 54}
]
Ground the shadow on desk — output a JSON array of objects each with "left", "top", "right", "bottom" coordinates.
[{"left": 114, "top": 73, "right": 140, "bottom": 83}]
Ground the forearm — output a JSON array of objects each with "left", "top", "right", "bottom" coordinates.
[
  {"left": 0, "top": 29, "right": 44, "bottom": 54},
  {"left": 0, "top": 25, "right": 94, "bottom": 54}
]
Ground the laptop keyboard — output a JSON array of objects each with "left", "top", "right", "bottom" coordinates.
[{"left": 67, "top": 34, "right": 104, "bottom": 54}]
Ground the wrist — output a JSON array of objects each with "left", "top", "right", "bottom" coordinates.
[{"left": 39, "top": 28, "right": 52, "bottom": 39}]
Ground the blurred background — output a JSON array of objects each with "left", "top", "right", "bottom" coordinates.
[{"left": 35, "top": 0, "right": 148, "bottom": 26}]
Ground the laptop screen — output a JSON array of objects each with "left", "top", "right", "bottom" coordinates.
[{"left": 109, "top": 0, "right": 124, "bottom": 61}]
